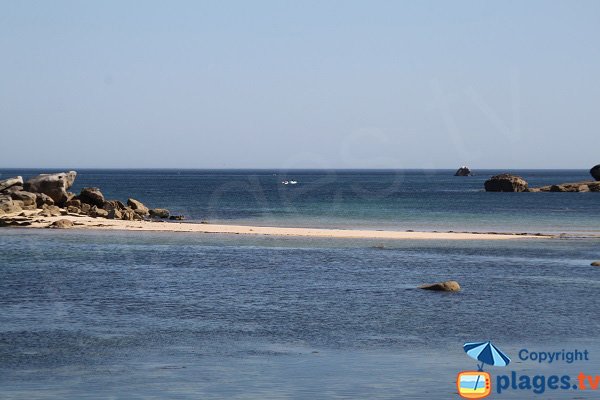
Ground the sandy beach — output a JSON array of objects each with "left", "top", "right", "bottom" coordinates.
[{"left": 1, "top": 210, "right": 553, "bottom": 240}]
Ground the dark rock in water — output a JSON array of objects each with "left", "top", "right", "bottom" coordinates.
[
  {"left": 0, "top": 176, "right": 23, "bottom": 192},
  {"left": 484, "top": 174, "right": 528, "bottom": 192},
  {"left": 454, "top": 166, "right": 473, "bottom": 176},
  {"left": 591, "top": 164, "right": 600, "bottom": 181},
  {"left": 36, "top": 193, "right": 55, "bottom": 208},
  {"left": 9, "top": 190, "right": 37, "bottom": 207},
  {"left": 49, "top": 219, "right": 74, "bottom": 229},
  {"left": 592, "top": 261, "right": 600, "bottom": 267},
  {"left": 79, "top": 187, "right": 105, "bottom": 208},
  {"left": 419, "top": 280, "right": 461, "bottom": 292},
  {"left": 24, "top": 171, "right": 77, "bottom": 206},
  {"left": 169, "top": 215, "right": 184, "bottom": 220},
  {"left": 127, "top": 198, "right": 149, "bottom": 215},
  {"left": 149, "top": 208, "right": 170, "bottom": 218},
  {"left": 103, "top": 199, "right": 126, "bottom": 211}
]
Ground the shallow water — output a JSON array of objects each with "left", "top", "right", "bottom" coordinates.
[
  {"left": 1, "top": 169, "right": 598, "bottom": 233},
  {"left": 1, "top": 230, "right": 599, "bottom": 398}
]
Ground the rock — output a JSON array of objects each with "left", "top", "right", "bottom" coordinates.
[
  {"left": 65, "top": 199, "right": 82, "bottom": 208},
  {"left": 454, "top": 166, "right": 473, "bottom": 176},
  {"left": 591, "top": 165, "right": 600, "bottom": 181},
  {"left": 127, "top": 198, "right": 149, "bottom": 215},
  {"left": 24, "top": 171, "right": 77, "bottom": 206},
  {"left": 419, "top": 280, "right": 461, "bottom": 292},
  {"left": 591, "top": 261, "right": 600, "bottom": 267},
  {"left": 79, "top": 187, "right": 105, "bottom": 207},
  {"left": 526, "top": 187, "right": 541, "bottom": 193},
  {"left": 121, "top": 209, "right": 136, "bottom": 220},
  {"left": 149, "top": 208, "right": 170, "bottom": 218},
  {"left": 107, "top": 208, "right": 122, "bottom": 220},
  {"left": 35, "top": 193, "right": 54, "bottom": 208},
  {"left": 0, "top": 176, "right": 23, "bottom": 192},
  {"left": 588, "top": 182, "right": 600, "bottom": 192},
  {"left": 484, "top": 174, "right": 529, "bottom": 192},
  {"left": 80, "top": 203, "right": 91, "bottom": 215},
  {"left": 89, "top": 206, "right": 109, "bottom": 218},
  {"left": 9, "top": 190, "right": 37, "bottom": 207},
  {"left": 169, "top": 215, "right": 185, "bottom": 220},
  {"left": 39, "top": 205, "right": 62, "bottom": 217},
  {"left": 103, "top": 200, "right": 126, "bottom": 211},
  {"left": 66, "top": 205, "right": 81, "bottom": 214},
  {"left": 3, "top": 185, "right": 24, "bottom": 194},
  {"left": 0, "top": 195, "right": 22, "bottom": 214},
  {"left": 49, "top": 219, "right": 74, "bottom": 229}
]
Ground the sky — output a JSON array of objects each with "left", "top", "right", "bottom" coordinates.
[{"left": 1, "top": 0, "right": 599, "bottom": 169}]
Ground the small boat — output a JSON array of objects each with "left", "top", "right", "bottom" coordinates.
[
  {"left": 281, "top": 181, "right": 289, "bottom": 185},
  {"left": 289, "top": 180, "right": 297, "bottom": 185}
]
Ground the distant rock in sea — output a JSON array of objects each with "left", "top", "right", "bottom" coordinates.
[
  {"left": 454, "top": 166, "right": 473, "bottom": 176},
  {"left": 419, "top": 280, "right": 461, "bottom": 292},
  {"left": 484, "top": 174, "right": 529, "bottom": 192},
  {"left": 591, "top": 164, "right": 600, "bottom": 181},
  {"left": 591, "top": 261, "right": 600, "bottom": 267}
]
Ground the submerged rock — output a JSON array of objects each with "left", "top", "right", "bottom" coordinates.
[
  {"left": 484, "top": 174, "right": 529, "bottom": 192},
  {"left": 419, "top": 280, "right": 461, "bottom": 292},
  {"left": 24, "top": 171, "right": 77, "bottom": 206},
  {"left": 454, "top": 166, "right": 473, "bottom": 176}
]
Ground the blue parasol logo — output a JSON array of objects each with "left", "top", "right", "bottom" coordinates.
[{"left": 463, "top": 341, "right": 511, "bottom": 371}]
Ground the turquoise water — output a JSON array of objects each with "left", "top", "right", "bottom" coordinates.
[{"left": 1, "top": 169, "right": 599, "bottom": 398}]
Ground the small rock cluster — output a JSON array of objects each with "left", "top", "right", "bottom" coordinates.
[
  {"left": 484, "top": 166, "right": 600, "bottom": 192},
  {"left": 0, "top": 171, "right": 180, "bottom": 224}
]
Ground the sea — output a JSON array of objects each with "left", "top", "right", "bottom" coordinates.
[{"left": 1, "top": 169, "right": 599, "bottom": 399}]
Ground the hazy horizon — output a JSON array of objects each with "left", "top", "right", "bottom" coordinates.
[{"left": 1, "top": 1, "right": 599, "bottom": 169}]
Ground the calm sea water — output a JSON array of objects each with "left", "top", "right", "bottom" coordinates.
[{"left": 1, "top": 170, "right": 599, "bottom": 398}]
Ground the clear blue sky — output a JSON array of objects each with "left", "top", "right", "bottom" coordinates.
[{"left": 1, "top": 0, "right": 598, "bottom": 168}]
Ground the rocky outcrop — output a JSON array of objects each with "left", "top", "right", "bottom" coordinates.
[
  {"left": 484, "top": 174, "right": 529, "bottom": 192},
  {"left": 79, "top": 187, "right": 105, "bottom": 208},
  {"left": 591, "top": 165, "right": 600, "bottom": 181},
  {"left": 454, "top": 166, "right": 472, "bottom": 176},
  {"left": 529, "top": 181, "right": 600, "bottom": 193},
  {"left": 1, "top": 170, "right": 177, "bottom": 227},
  {"left": 49, "top": 219, "right": 74, "bottom": 229},
  {"left": 419, "top": 280, "right": 461, "bottom": 292},
  {"left": 0, "top": 176, "right": 23, "bottom": 192},
  {"left": 24, "top": 171, "right": 77, "bottom": 206}
]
